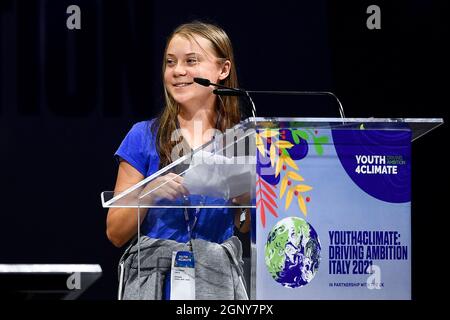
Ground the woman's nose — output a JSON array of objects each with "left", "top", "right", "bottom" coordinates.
[{"left": 173, "top": 63, "right": 187, "bottom": 76}]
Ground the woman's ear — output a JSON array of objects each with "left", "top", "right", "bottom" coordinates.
[{"left": 218, "top": 60, "right": 231, "bottom": 81}]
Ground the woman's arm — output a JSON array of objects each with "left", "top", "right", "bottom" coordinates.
[
  {"left": 106, "top": 161, "right": 189, "bottom": 247},
  {"left": 234, "top": 208, "right": 251, "bottom": 233},
  {"left": 106, "top": 161, "right": 146, "bottom": 248},
  {"left": 232, "top": 192, "right": 252, "bottom": 234}
]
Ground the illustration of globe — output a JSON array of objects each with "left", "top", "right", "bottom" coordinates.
[{"left": 265, "top": 217, "right": 321, "bottom": 288}]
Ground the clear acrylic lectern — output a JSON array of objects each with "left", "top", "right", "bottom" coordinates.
[{"left": 102, "top": 117, "right": 443, "bottom": 300}]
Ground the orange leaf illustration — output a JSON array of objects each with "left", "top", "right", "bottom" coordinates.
[
  {"left": 287, "top": 171, "right": 304, "bottom": 181},
  {"left": 280, "top": 175, "right": 288, "bottom": 198},
  {"left": 261, "top": 190, "right": 278, "bottom": 207},
  {"left": 285, "top": 188, "right": 294, "bottom": 210},
  {"left": 260, "top": 202, "right": 266, "bottom": 227},
  {"left": 256, "top": 134, "right": 265, "bottom": 156},
  {"left": 269, "top": 143, "right": 276, "bottom": 167},
  {"left": 298, "top": 194, "right": 307, "bottom": 216},
  {"left": 265, "top": 201, "right": 279, "bottom": 218},
  {"left": 259, "top": 177, "right": 277, "bottom": 198},
  {"left": 275, "top": 140, "right": 294, "bottom": 149},
  {"left": 294, "top": 185, "right": 313, "bottom": 192},
  {"left": 259, "top": 130, "right": 278, "bottom": 138},
  {"left": 284, "top": 156, "right": 299, "bottom": 170},
  {"left": 275, "top": 157, "right": 284, "bottom": 177}
]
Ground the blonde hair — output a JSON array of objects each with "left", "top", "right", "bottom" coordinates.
[{"left": 152, "top": 21, "right": 241, "bottom": 168}]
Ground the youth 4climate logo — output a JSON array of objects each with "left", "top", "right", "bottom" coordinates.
[
  {"left": 354, "top": 154, "right": 406, "bottom": 175},
  {"left": 332, "top": 129, "right": 411, "bottom": 203}
]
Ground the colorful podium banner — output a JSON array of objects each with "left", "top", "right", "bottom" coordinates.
[{"left": 256, "top": 126, "right": 411, "bottom": 299}]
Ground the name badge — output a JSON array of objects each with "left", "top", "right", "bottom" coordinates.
[{"left": 170, "top": 251, "right": 195, "bottom": 300}]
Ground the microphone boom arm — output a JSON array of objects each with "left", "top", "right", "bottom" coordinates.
[
  {"left": 214, "top": 88, "right": 345, "bottom": 121},
  {"left": 246, "top": 90, "right": 345, "bottom": 120},
  {"left": 193, "top": 77, "right": 345, "bottom": 122}
]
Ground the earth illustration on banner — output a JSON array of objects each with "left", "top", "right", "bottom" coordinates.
[{"left": 265, "top": 217, "right": 321, "bottom": 288}]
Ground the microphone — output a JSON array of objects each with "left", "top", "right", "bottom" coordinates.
[
  {"left": 193, "top": 77, "right": 243, "bottom": 93},
  {"left": 193, "top": 77, "right": 256, "bottom": 118},
  {"left": 193, "top": 77, "right": 212, "bottom": 87}
]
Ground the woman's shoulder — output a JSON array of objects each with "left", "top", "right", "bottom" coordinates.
[
  {"left": 125, "top": 118, "right": 158, "bottom": 142},
  {"left": 117, "top": 118, "right": 159, "bottom": 153},
  {"left": 115, "top": 118, "right": 160, "bottom": 175},
  {"left": 129, "top": 118, "right": 158, "bottom": 134}
]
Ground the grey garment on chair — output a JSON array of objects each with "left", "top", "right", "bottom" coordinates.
[{"left": 118, "top": 235, "right": 248, "bottom": 300}]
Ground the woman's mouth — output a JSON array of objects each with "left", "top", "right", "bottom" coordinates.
[{"left": 173, "top": 82, "right": 193, "bottom": 87}]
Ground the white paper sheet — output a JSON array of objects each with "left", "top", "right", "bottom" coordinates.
[{"left": 182, "top": 150, "right": 254, "bottom": 199}]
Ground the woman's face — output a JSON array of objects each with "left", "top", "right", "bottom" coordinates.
[{"left": 164, "top": 34, "right": 228, "bottom": 107}]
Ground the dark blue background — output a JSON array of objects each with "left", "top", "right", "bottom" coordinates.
[{"left": 0, "top": 0, "right": 447, "bottom": 300}]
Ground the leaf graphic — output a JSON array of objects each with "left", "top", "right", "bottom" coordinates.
[
  {"left": 315, "top": 136, "right": 329, "bottom": 144},
  {"left": 284, "top": 156, "right": 299, "bottom": 170},
  {"left": 269, "top": 143, "right": 276, "bottom": 167},
  {"left": 259, "top": 130, "right": 278, "bottom": 138},
  {"left": 291, "top": 130, "right": 300, "bottom": 144},
  {"left": 256, "top": 134, "right": 266, "bottom": 156},
  {"left": 287, "top": 171, "right": 304, "bottom": 181},
  {"left": 285, "top": 188, "right": 294, "bottom": 210},
  {"left": 275, "top": 140, "right": 293, "bottom": 149},
  {"left": 260, "top": 203, "right": 266, "bottom": 227},
  {"left": 257, "top": 174, "right": 280, "bottom": 228},
  {"left": 314, "top": 144, "right": 323, "bottom": 155},
  {"left": 275, "top": 157, "right": 284, "bottom": 177},
  {"left": 295, "top": 185, "right": 313, "bottom": 192},
  {"left": 261, "top": 190, "right": 277, "bottom": 207},
  {"left": 298, "top": 195, "right": 307, "bottom": 216},
  {"left": 294, "top": 129, "right": 309, "bottom": 141},
  {"left": 259, "top": 177, "right": 277, "bottom": 198},
  {"left": 313, "top": 136, "right": 328, "bottom": 156},
  {"left": 265, "top": 201, "right": 279, "bottom": 218},
  {"left": 281, "top": 148, "right": 290, "bottom": 157},
  {"left": 280, "top": 175, "right": 288, "bottom": 198}
]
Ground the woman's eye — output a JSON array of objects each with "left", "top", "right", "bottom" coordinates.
[
  {"left": 187, "top": 58, "right": 198, "bottom": 65},
  {"left": 166, "top": 59, "right": 175, "bottom": 66}
]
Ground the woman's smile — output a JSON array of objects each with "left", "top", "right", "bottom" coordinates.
[{"left": 173, "top": 81, "right": 194, "bottom": 88}]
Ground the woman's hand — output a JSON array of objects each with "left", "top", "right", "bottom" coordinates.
[
  {"left": 140, "top": 172, "right": 189, "bottom": 204},
  {"left": 232, "top": 192, "right": 251, "bottom": 233},
  {"left": 231, "top": 192, "right": 251, "bottom": 206}
]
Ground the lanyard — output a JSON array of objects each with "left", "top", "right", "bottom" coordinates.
[{"left": 183, "top": 196, "right": 202, "bottom": 250}]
